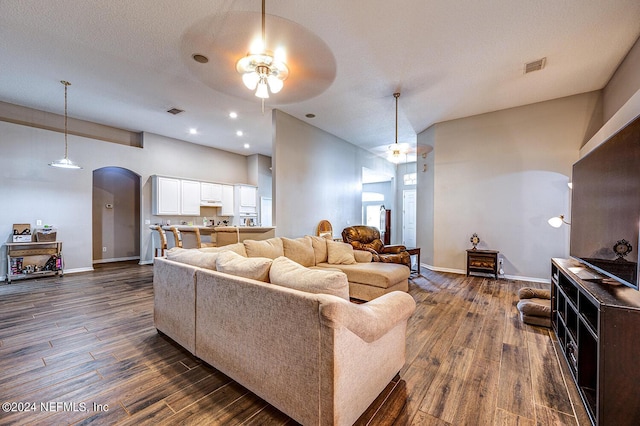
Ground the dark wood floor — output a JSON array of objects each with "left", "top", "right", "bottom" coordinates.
[{"left": 0, "top": 262, "right": 590, "bottom": 425}]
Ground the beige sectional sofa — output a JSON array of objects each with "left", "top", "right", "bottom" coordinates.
[{"left": 153, "top": 236, "right": 416, "bottom": 425}]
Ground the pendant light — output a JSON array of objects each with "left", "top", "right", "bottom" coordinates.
[
  {"left": 388, "top": 92, "right": 408, "bottom": 163},
  {"left": 49, "top": 80, "right": 82, "bottom": 169},
  {"left": 236, "top": 0, "right": 289, "bottom": 111}
]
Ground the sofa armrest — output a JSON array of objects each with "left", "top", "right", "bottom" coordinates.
[
  {"left": 353, "top": 249, "right": 373, "bottom": 263},
  {"left": 319, "top": 292, "right": 416, "bottom": 343},
  {"left": 380, "top": 244, "right": 407, "bottom": 254}
]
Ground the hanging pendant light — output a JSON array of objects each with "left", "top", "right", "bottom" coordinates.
[
  {"left": 388, "top": 92, "right": 409, "bottom": 164},
  {"left": 49, "top": 80, "right": 82, "bottom": 169},
  {"left": 236, "top": 0, "right": 289, "bottom": 110}
]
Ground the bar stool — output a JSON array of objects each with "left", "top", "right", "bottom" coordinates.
[
  {"left": 193, "top": 228, "right": 215, "bottom": 248},
  {"left": 169, "top": 226, "right": 183, "bottom": 248},
  {"left": 152, "top": 225, "right": 168, "bottom": 257}
]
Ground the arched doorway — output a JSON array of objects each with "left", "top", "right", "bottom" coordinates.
[{"left": 92, "top": 167, "right": 141, "bottom": 264}]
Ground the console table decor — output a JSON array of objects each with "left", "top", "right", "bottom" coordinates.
[
  {"left": 466, "top": 249, "right": 499, "bottom": 279},
  {"left": 551, "top": 258, "right": 640, "bottom": 426}
]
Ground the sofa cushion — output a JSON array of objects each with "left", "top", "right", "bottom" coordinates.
[
  {"left": 244, "top": 238, "right": 284, "bottom": 259},
  {"left": 282, "top": 236, "right": 316, "bottom": 267},
  {"left": 269, "top": 256, "right": 350, "bottom": 300},
  {"left": 316, "top": 261, "right": 410, "bottom": 289},
  {"left": 327, "top": 240, "right": 357, "bottom": 265},
  {"left": 354, "top": 250, "right": 373, "bottom": 263},
  {"left": 310, "top": 235, "right": 329, "bottom": 264},
  {"left": 199, "top": 242, "right": 247, "bottom": 257},
  {"left": 166, "top": 247, "right": 219, "bottom": 270},
  {"left": 216, "top": 250, "right": 272, "bottom": 282}
]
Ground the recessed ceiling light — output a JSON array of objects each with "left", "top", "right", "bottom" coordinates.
[
  {"left": 236, "top": 130, "right": 243, "bottom": 136},
  {"left": 229, "top": 112, "right": 238, "bottom": 118},
  {"left": 192, "top": 54, "right": 209, "bottom": 64},
  {"left": 244, "top": 143, "right": 250, "bottom": 149},
  {"left": 189, "top": 128, "right": 198, "bottom": 135},
  {"left": 305, "top": 113, "right": 316, "bottom": 118}
]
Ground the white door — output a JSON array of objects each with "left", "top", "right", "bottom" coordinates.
[{"left": 403, "top": 189, "right": 416, "bottom": 248}]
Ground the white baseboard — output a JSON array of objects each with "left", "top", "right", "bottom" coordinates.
[
  {"left": 62, "top": 267, "right": 95, "bottom": 274},
  {"left": 420, "top": 263, "right": 550, "bottom": 284},
  {"left": 93, "top": 256, "right": 140, "bottom": 264}
]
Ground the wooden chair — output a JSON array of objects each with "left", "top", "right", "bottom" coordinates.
[
  {"left": 169, "top": 226, "right": 183, "bottom": 248},
  {"left": 316, "top": 220, "right": 333, "bottom": 239},
  {"left": 152, "top": 225, "right": 168, "bottom": 257}
]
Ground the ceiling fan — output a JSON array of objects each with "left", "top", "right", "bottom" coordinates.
[{"left": 181, "top": 3, "right": 337, "bottom": 105}]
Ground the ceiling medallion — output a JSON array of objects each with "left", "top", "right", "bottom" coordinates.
[{"left": 236, "top": 0, "right": 289, "bottom": 111}]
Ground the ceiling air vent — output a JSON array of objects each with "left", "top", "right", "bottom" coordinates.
[
  {"left": 524, "top": 58, "right": 546, "bottom": 74},
  {"left": 167, "top": 107, "right": 184, "bottom": 115}
]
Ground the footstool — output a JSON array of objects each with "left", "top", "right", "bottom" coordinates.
[{"left": 517, "top": 287, "right": 551, "bottom": 327}]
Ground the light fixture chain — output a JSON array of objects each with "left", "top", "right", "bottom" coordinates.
[
  {"left": 261, "top": 0, "right": 266, "bottom": 46},
  {"left": 63, "top": 81, "right": 69, "bottom": 159}
]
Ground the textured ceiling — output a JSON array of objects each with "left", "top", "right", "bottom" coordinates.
[{"left": 0, "top": 0, "right": 639, "bottom": 159}]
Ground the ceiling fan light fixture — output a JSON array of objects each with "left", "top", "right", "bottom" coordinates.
[
  {"left": 255, "top": 79, "right": 270, "bottom": 99},
  {"left": 49, "top": 80, "right": 82, "bottom": 170},
  {"left": 236, "top": 0, "right": 289, "bottom": 101},
  {"left": 242, "top": 71, "right": 260, "bottom": 90}
]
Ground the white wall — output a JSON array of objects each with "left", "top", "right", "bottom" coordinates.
[
  {"left": 603, "top": 35, "right": 640, "bottom": 123},
  {"left": 273, "top": 110, "right": 396, "bottom": 239},
  {"left": 0, "top": 122, "right": 249, "bottom": 278},
  {"left": 417, "top": 92, "right": 602, "bottom": 281}
]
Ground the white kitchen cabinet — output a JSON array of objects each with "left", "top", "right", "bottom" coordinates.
[
  {"left": 220, "top": 184, "right": 234, "bottom": 216},
  {"left": 239, "top": 185, "right": 257, "bottom": 209},
  {"left": 152, "top": 176, "right": 180, "bottom": 215},
  {"left": 152, "top": 176, "right": 201, "bottom": 216},
  {"left": 201, "top": 182, "right": 223, "bottom": 202},
  {"left": 181, "top": 180, "right": 201, "bottom": 215}
]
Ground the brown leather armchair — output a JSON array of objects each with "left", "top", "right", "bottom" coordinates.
[{"left": 342, "top": 225, "right": 411, "bottom": 268}]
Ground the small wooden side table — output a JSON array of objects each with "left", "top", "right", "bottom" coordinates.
[
  {"left": 406, "top": 247, "right": 421, "bottom": 277},
  {"left": 466, "top": 249, "right": 499, "bottom": 279}
]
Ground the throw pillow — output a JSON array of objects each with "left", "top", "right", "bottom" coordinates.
[
  {"left": 216, "top": 250, "right": 272, "bottom": 282},
  {"left": 269, "top": 256, "right": 350, "bottom": 300},
  {"left": 282, "top": 236, "right": 315, "bottom": 267},
  {"left": 327, "top": 240, "right": 357, "bottom": 265},
  {"left": 166, "top": 247, "right": 218, "bottom": 270},
  {"left": 244, "top": 238, "right": 284, "bottom": 259},
  {"left": 200, "top": 242, "right": 247, "bottom": 257},
  {"left": 309, "top": 235, "right": 329, "bottom": 264}
]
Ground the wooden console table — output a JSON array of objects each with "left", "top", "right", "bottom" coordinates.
[
  {"left": 5, "top": 241, "right": 63, "bottom": 283},
  {"left": 406, "top": 247, "right": 421, "bottom": 277},
  {"left": 466, "top": 249, "right": 499, "bottom": 279}
]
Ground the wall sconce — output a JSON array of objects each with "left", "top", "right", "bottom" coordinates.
[{"left": 548, "top": 214, "right": 571, "bottom": 228}]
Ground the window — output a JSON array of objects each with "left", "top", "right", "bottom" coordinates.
[
  {"left": 403, "top": 173, "right": 416, "bottom": 185},
  {"left": 362, "top": 192, "right": 384, "bottom": 202}
]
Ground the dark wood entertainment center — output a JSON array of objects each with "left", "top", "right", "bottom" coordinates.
[{"left": 551, "top": 258, "right": 640, "bottom": 425}]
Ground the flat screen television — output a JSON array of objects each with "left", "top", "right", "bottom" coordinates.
[{"left": 570, "top": 114, "right": 640, "bottom": 289}]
